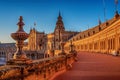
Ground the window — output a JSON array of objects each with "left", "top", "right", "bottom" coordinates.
[
  {"left": 88, "top": 32, "right": 90, "bottom": 36},
  {"left": 93, "top": 31, "right": 95, "bottom": 34},
  {"left": 84, "top": 35, "right": 85, "bottom": 38},
  {"left": 80, "top": 36, "right": 81, "bottom": 39}
]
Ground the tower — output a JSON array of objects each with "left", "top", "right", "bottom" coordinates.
[
  {"left": 28, "top": 28, "right": 37, "bottom": 51},
  {"left": 54, "top": 12, "right": 65, "bottom": 50},
  {"left": 54, "top": 12, "right": 65, "bottom": 32}
]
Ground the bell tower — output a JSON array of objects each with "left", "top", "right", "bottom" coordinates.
[
  {"left": 55, "top": 12, "right": 65, "bottom": 32},
  {"left": 54, "top": 12, "right": 65, "bottom": 50}
]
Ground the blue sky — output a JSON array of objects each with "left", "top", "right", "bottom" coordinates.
[{"left": 0, "top": 0, "right": 119, "bottom": 43}]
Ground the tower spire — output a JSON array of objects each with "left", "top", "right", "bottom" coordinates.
[
  {"left": 114, "top": 0, "right": 119, "bottom": 18},
  {"left": 98, "top": 17, "right": 101, "bottom": 25},
  {"left": 55, "top": 12, "right": 65, "bottom": 31},
  {"left": 98, "top": 17, "right": 101, "bottom": 31},
  {"left": 59, "top": 11, "right": 61, "bottom": 16},
  {"left": 58, "top": 11, "right": 62, "bottom": 20}
]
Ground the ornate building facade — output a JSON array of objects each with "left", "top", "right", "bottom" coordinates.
[
  {"left": 64, "top": 12, "right": 120, "bottom": 55},
  {"left": 27, "top": 13, "right": 78, "bottom": 56},
  {"left": 28, "top": 28, "right": 47, "bottom": 52}
]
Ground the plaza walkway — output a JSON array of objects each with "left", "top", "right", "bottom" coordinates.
[{"left": 53, "top": 52, "right": 120, "bottom": 80}]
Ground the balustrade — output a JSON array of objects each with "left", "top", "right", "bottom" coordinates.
[{"left": 0, "top": 52, "right": 77, "bottom": 80}]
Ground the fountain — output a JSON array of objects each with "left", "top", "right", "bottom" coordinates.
[{"left": 7, "top": 16, "right": 31, "bottom": 65}]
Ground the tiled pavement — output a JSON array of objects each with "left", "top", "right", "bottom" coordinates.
[{"left": 53, "top": 52, "right": 120, "bottom": 80}]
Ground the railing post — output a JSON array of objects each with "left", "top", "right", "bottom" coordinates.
[
  {"left": 35, "top": 67, "right": 39, "bottom": 80},
  {"left": 44, "top": 72, "right": 46, "bottom": 80},
  {"left": 20, "top": 67, "right": 24, "bottom": 80},
  {"left": 65, "top": 55, "right": 68, "bottom": 69},
  {"left": 43, "top": 65, "right": 46, "bottom": 80}
]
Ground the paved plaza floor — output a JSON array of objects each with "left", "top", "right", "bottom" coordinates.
[{"left": 53, "top": 52, "right": 120, "bottom": 80}]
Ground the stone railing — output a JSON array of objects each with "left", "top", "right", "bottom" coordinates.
[{"left": 0, "top": 52, "right": 77, "bottom": 80}]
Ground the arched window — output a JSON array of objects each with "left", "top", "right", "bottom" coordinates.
[
  {"left": 84, "top": 35, "right": 85, "bottom": 38},
  {"left": 88, "top": 32, "right": 90, "bottom": 36},
  {"left": 93, "top": 31, "right": 95, "bottom": 34},
  {"left": 80, "top": 36, "right": 81, "bottom": 39}
]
